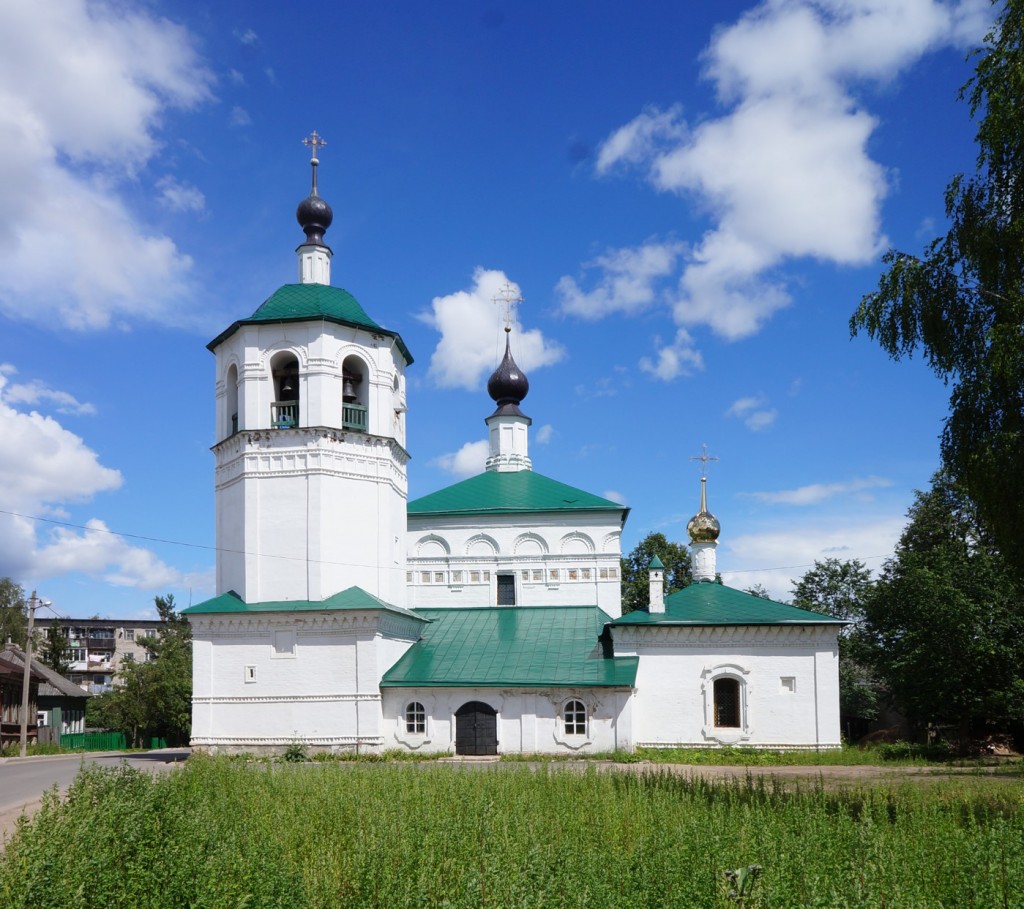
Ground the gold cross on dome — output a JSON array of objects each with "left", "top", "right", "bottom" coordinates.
[
  {"left": 302, "top": 130, "right": 327, "bottom": 160},
  {"left": 689, "top": 443, "right": 719, "bottom": 478},
  {"left": 492, "top": 281, "right": 523, "bottom": 333}
]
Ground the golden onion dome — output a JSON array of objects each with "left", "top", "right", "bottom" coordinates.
[{"left": 687, "top": 475, "right": 720, "bottom": 542}]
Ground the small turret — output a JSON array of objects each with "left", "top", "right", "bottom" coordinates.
[{"left": 648, "top": 555, "right": 665, "bottom": 613}]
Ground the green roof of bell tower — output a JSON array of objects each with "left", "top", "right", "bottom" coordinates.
[{"left": 208, "top": 283, "right": 413, "bottom": 364}]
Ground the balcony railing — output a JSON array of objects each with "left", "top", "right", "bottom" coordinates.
[
  {"left": 343, "top": 403, "right": 367, "bottom": 432},
  {"left": 271, "top": 401, "right": 298, "bottom": 428}
]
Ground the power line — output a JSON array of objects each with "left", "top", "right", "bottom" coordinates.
[{"left": 1, "top": 506, "right": 895, "bottom": 579}]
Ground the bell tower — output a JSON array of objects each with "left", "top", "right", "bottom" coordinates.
[{"left": 208, "top": 134, "right": 413, "bottom": 606}]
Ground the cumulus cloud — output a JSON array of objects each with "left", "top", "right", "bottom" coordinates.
[
  {"left": 0, "top": 364, "right": 96, "bottom": 416},
  {"left": 0, "top": 368, "right": 185, "bottom": 589},
  {"left": 555, "top": 240, "right": 687, "bottom": 320},
  {"left": 721, "top": 514, "right": 907, "bottom": 600},
  {"left": 577, "top": 0, "right": 991, "bottom": 346},
  {"left": 0, "top": 0, "right": 213, "bottom": 331},
  {"left": 603, "top": 489, "right": 628, "bottom": 505},
  {"left": 745, "top": 476, "right": 893, "bottom": 505},
  {"left": 430, "top": 440, "right": 489, "bottom": 479},
  {"left": 535, "top": 424, "right": 554, "bottom": 445},
  {"left": 421, "top": 268, "right": 565, "bottom": 391},
  {"left": 156, "top": 175, "right": 206, "bottom": 213},
  {"left": 639, "top": 329, "right": 703, "bottom": 381},
  {"left": 726, "top": 395, "right": 777, "bottom": 431}
]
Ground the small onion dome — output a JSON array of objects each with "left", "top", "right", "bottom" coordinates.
[
  {"left": 687, "top": 510, "right": 721, "bottom": 543},
  {"left": 487, "top": 334, "right": 529, "bottom": 408},
  {"left": 686, "top": 475, "right": 720, "bottom": 542},
  {"left": 296, "top": 192, "right": 333, "bottom": 247}
]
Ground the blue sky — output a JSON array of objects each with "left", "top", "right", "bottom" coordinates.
[{"left": 0, "top": 0, "right": 993, "bottom": 618}]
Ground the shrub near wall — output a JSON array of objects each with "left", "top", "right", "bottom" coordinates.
[{"left": 1, "top": 758, "right": 1022, "bottom": 908}]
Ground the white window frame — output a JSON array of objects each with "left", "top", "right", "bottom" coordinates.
[
  {"left": 394, "top": 696, "right": 434, "bottom": 748},
  {"left": 701, "top": 663, "right": 752, "bottom": 746},
  {"left": 554, "top": 696, "right": 593, "bottom": 750}
]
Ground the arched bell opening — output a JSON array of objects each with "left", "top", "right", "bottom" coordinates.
[
  {"left": 270, "top": 352, "right": 300, "bottom": 429},
  {"left": 225, "top": 364, "right": 239, "bottom": 437},
  {"left": 341, "top": 355, "right": 368, "bottom": 432}
]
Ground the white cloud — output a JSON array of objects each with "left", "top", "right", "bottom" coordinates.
[
  {"left": 234, "top": 27, "right": 259, "bottom": 46},
  {"left": 603, "top": 489, "right": 628, "bottom": 505},
  {"left": 156, "top": 175, "right": 206, "bottom": 213},
  {"left": 726, "top": 395, "right": 777, "bottom": 431},
  {"left": 0, "top": 364, "right": 96, "bottom": 415},
  {"left": 421, "top": 268, "right": 565, "bottom": 391},
  {"left": 535, "top": 424, "right": 554, "bottom": 445},
  {"left": 0, "top": 369, "right": 185, "bottom": 589},
  {"left": 588, "top": 0, "right": 991, "bottom": 344},
  {"left": 555, "top": 240, "right": 687, "bottom": 319},
  {"left": 430, "top": 440, "right": 489, "bottom": 479},
  {"left": 0, "top": 0, "right": 213, "bottom": 331},
  {"left": 721, "top": 514, "right": 906, "bottom": 601},
  {"left": 229, "top": 105, "right": 252, "bottom": 127},
  {"left": 745, "top": 476, "right": 893, "bottom": 506},
  {"left": 639, "top": 329, "right": 703, "bottom": 381},
  {"left": 595, "top": 105, "right": 687, "bottom": 175}
]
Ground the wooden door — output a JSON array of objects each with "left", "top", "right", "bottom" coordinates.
[{"left": 454, "top": 701, "right": 498, "bottom": 755}]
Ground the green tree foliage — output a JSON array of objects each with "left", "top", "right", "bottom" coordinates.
[
  {"left": 743, "top": 583, "right": 773, "bottom": 600},
  {"left": 0, "top": 577, "right": 27, "bottom": 647},
  {"left": 851, "top": 2, "right": 1024, "bottom": 579},
  {"left": 620, "top": 532, "right": 692, "bottom": 613},
  {"left": 860, "top": 473, "right": 1024, "bottom": 748},
  {"left": 791, "top": 559, "right": 881, "bottom": 731},
  {"left": 88, "top": 594, "right": 192, "bottom": 747},
  {"left": 41, "top": 623, "right": 71, "bottom": 676}
]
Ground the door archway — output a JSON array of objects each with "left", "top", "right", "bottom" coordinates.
[{"left": 454, "top": 701, "right": 498, "bottom": 755}]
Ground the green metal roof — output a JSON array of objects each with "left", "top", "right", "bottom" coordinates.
[
  {"left": 381, "top": 606, "right": 638, "bottom": 688},
  {"left": 610, "top": 582, "right": 846, "bottom": 627},
  {"left": 407, "top": 470, "right": 628, "bottom": 518},
  {"left": 208, "top": 283, "right": 413, "bottom": 364},
  {"left": 182, "top": 586, "right": 426, "bottom": 622},
  {"left": 648, "top": 555, "right": 665, "bottom": 569}
]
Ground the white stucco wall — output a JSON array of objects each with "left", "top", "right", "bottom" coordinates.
[
  {"left": 189, "top": 610, "right": 422, "bottom": 752},
  {"left": 613, "top": 624, "right": 842, "bottom": 749},
  {"left": 380, "top": 687, "right": 634, "bottom": 754},
  {"left": 407, "top": 512, "right": 624, "bottom": 616}
]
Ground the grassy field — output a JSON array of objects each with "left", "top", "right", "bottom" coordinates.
[{"left": 2, "top": 757, "right": 1022, "bottom": 908}]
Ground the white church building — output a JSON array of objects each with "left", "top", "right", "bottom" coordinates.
[{"left": 184, "top": 147, "right": 843, "bottom": 755}]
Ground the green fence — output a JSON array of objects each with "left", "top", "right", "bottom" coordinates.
[{"left": 60, "top": 731, "right": 127, "bottom": 751}]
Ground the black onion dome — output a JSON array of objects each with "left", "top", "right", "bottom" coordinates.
[
  {"left": 487, "top": 334, "right": 529, "bottom": 407},
  {"left": 297, "top": 192, "right": 333, "bottom": 246}
]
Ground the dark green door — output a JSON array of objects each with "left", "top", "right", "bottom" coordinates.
[{"left": 455, "top": 701, "right": 498, "bottom": 755}]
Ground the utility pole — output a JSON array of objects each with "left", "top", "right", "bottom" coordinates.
[{"left": 19, "top": 591, "right": 39, "bottom": 758}]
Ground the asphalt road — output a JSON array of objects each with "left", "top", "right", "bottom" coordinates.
[{"left": 0, "top": 749, "right": 190, "bottom": 844}]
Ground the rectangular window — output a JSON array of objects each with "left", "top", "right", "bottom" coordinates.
[
  {"left": 581, "top": 568, "right": 592, "bottom": 580},
  {"left": 568, "top": 569, "right": 579, "bottom": 581},
  {"left": 521, "top": 570, "right": 530, "bottom": 581},
  {"left": 532, "top": 569, "right": 543, "bottom": 582},
  {"left": 549, "top": 569, "right": 559, "bottom": 582},
  {"left": 497, "top": 573, "right": 516, "bottom": 606},
  {"left": 483, "top": 571, "right": 490, "bottom": 581},
  {"left": 420, "top": 572, "right": 431, "bottom": 584},
  {"left": 451, "top": 570, "right": 463, "bottom": 584},
  {"left": 434, "top": 572, "right": 444, "bottom": 584},
  {"left": 608, "top": 567, "right": 618, "bottom": 579},
  {"left": 470, "top": 571, "right": 481, "bottom": 583},
  {"left": 272, "top": 630, "right": 296, "bottom": 658},
  {"left": 124, "top": 629, "right": 135, "bottom": 641},
  {"left": 780, "top": 677, "right": 796, "bottom": 694},
  {"left": 406, "top": 571, "right": 413, "bottom": 583},
  {"left": 245, "top": 665, "right": 257, "bottom": 683}
]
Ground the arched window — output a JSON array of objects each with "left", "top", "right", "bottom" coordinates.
[
  {"left": 713, "top": 678, "right": 741, "bottom": 728},
  {"left": 341, "top": 355, "right": 368, "bottom": 431},
  {"left": 405, "top": 701, "right": 425, "bottom": 735},
  {"left": 563, "top": 699, "right": 587, "bottom": 736},
  {"left": 225, "top": 364, "right": 239, "bottom": 437},
  {"left": 270, "top": 353, "right": 300, "bottom": 429}
]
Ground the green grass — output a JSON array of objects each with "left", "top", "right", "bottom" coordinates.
[{"left": 2, "top": 756, "right": 1022, "bottom": 907}]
